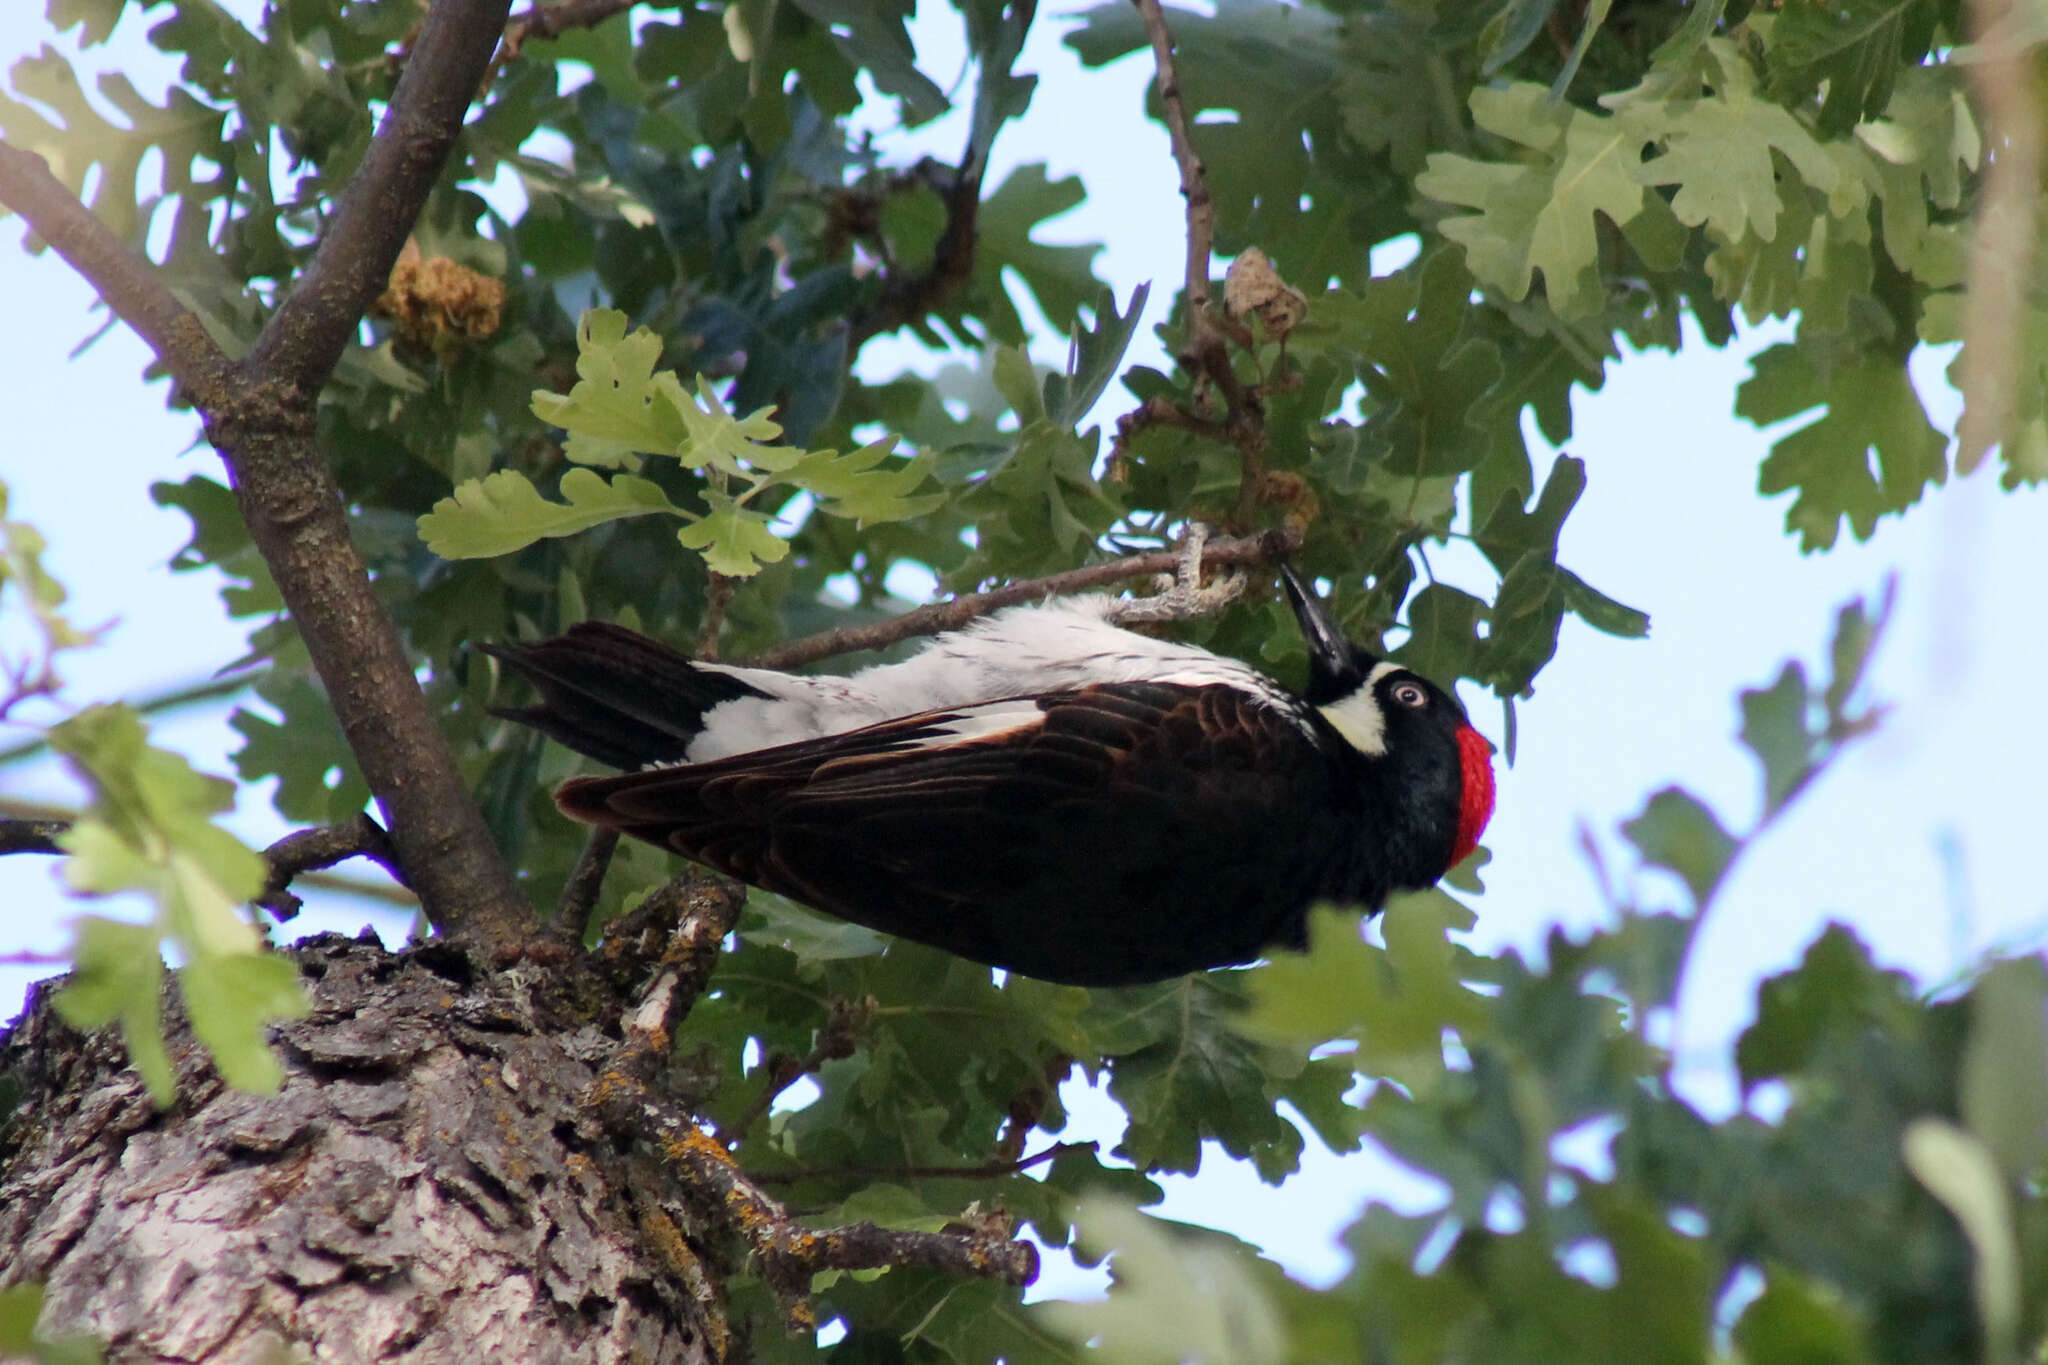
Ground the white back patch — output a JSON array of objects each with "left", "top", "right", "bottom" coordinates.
[{"left": 1317, "top": 663, "right": 1403, "bottom": 758}]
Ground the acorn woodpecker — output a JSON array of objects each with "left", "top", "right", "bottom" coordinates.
[{"left": 486, "top": 565, "right": 1495, "bottom": 986}]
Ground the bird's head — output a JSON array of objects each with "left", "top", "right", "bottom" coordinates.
[{"left": 1280, "top": 564, "right": 1496, "bottom": 871}]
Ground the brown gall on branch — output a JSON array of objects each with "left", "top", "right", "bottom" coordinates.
[
  {"left": 743, "top": 526, "right": 1301, "bottom": 671},
  {"left": 1956, "top": 0, "right": 2045, "bottom": 471},
  {"left": 246, "top": 0, "right": 514, "bottom": 394}
]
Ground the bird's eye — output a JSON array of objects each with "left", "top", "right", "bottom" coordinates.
[{"left": 1391, "top": 681, "right": 1428, "bottom": 709}]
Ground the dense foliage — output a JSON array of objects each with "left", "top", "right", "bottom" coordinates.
[{"left": 3, "top": 0, "right": 2045, "bottom": 1360}]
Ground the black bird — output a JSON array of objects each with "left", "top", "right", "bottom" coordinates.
[{"left": 486, "top": 566, "right": 1494, "bottom": 986}]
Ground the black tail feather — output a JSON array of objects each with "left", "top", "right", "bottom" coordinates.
[{"left": 482, "top": 621, "right": 771, "bottom": 770}]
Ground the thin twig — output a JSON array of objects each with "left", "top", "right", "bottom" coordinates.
[
  {"left": 718, "top": 995, "right": 873, "bottom": 1148},
  {"left": 1669, "top": 579, "right": 1899, "bottom": 1037},
  {"left": 756, "top": 1140, "right": 1095, "bottom": 1187},
  {"left": 1128, "top": 0, "right": 1268, "bottom": 526},
  {"left": 0, "top": 819, "right": 67, "bottom": 857},
  {"left": 554, "top": 826, "right": 620, "bottom": 946},
  {"left": 0, "top": 147, "right": 236, "bottom": 408},
  {"left": 1956, "top": 0, "right": 2045, "bottom": 469},
  {"left": 0, "top": 949, "right": 69, "bottom": 966},
  {"left": 497, "top": 0, "right": 637, "bottom": 66},
  {"left": 0, "top": 673, "right": 254, "bottom": 770},
  {"left": 2, "top": 810, "right": 413, "bottom": 920},
  {"left": 742, "top": 527, "right": 1298, "bottom": 671},
  {"left": 696, "top": 573, "right": 737, "bottom": 660},
  {"left": 255, "top": 815, "right": 409, "bottom": 921}
]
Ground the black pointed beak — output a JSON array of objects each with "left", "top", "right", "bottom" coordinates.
[{"left": 1278, "top": 563, "right": 1353, "bottom": 686}]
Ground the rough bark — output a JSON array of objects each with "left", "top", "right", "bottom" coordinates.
[{"left": 0, "top": 933, "right": 715, "bottom": 1364}]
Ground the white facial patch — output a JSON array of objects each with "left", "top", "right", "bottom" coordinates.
[{"left": 1317, "top": 662, "right": 1403, "bottom": 758}]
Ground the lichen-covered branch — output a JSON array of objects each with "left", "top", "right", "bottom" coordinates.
[
  {"left": 742, "top": 527, "right": 1299, "bottom": 671},
  {"left": 582, "top": 873, "right": 1033, "bottom": 1337}
]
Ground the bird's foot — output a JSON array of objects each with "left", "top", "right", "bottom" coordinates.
[{"left": 1108, "top": 523, "right": 1248, "bottom": 625}]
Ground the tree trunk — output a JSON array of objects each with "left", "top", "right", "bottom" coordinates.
[{"left": 0, "top": 932, "right": 717, "bottom": 1364}]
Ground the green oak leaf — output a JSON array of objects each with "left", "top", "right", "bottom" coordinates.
[
  {"left": 1041, "top": 1200, "right": 1285, "bottom": 1365},
  {"left": 781, "top": 439, "right": 944, "bottom": 525},
  {"left": 1621, "top": 788, "right": 1738, "bottom": 908},
  {"left": 676, "top": 493, "right": 791, "bottom": 577},
  {"left": 1415, "top": 83, "right": 1646, "bottom": 317},
  {"left": 1736, "top": 343, "right": 1948, "bottom": 551},
  {"left": 55, "top": 916, "right": 175, "bottom": 1105},
  {"left": 418, "top": 468, "right": 685, "bottom": 559},
  {"left": 528, "top": 307, "right": 689, "bottom": 469}
]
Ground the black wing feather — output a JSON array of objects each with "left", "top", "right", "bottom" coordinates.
[{"left": 556, "top": 681, "right": 1350, "bottom": 984}]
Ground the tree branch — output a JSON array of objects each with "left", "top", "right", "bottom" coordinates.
[
  {"left": 0, "top": 819, "right": 67, "bottom": 857},
  {"left": 717, "top": 995, "right": 871, "bottom": 1148},
  {"left": 246, "top": 0, "right": 515, "bottom": 395},
  {"left": 755, "top": 1140, "right": 1095, "bottom": 1187},
  {"left": 0, "top": 812, "right": 413, "bottom": 921},
  {"left": 1956, "top": 0, "right": 2045, "bottom": 470},
  {"left": 846, "top": 159, "right": 986, "bottom": 352},
  {"left": 0, "top": 146, "right": 236, "bottom": 408},
  {"left": 1129, "top": 0, "right": 1268, "bottom": 526},
  {"left": 6, "top": 0, "right": 532, "bottom": 946},
  {"left": 255, "top": 815, "right": 409, "bottom": 921},
  {"left": 742, "top": 527, "right": 1299, "bottom": 671},
  {"left": 499, "top": 0, "right": 638, "bottom": 62},
  {"left": 553, "top": 826, "right": 619, "bottom": 946}
]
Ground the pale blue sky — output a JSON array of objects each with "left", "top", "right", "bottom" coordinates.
[{"left": 5, "top": 2, "right": 2046, "bottom": 1298}]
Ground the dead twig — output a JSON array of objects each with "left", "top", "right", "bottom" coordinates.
[
  {"left": 256, "top": 815, "right": 409, "bottom": 921},
  {"left": 742, "top": 527, "right": 1299, "bottom": 671},
  {"left": 1128, "top": 0, "right": 1271, "bottom": 527},
  {"left": 756, "top": 1141, "right": 1095, "bottom": 1188},
  {"left": 1, "top": 810, "right": 411, "bottom": 921},
  {"left": 554, "top": 826, "right": 621, "bottom": 946},
  {"left": 717, "top": 995, "right": 873, "bottom": 1148}
]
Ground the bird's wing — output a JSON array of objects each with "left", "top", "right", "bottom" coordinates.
[{"left": 554, "top": 681, "right": 1332, "bottom": 983}]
